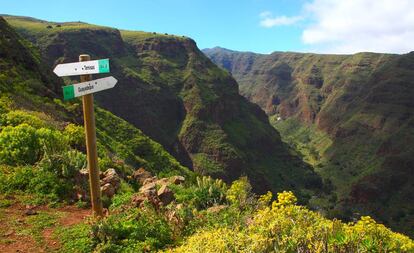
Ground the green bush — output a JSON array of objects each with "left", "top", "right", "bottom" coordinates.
[
  {"left": 1, "top": 110, "right": 45, "bottom": 128},
  {"left": 0, "top": 123, "right": 67, "bottom": 165},
  {"left": 0, "top": 123, "right": 40, "bottom": 165},
  {"left": 173, "top": 176, "right": 227, "bottom": 210},
  {"left": 92, "top": 206, "right": 173, "bottom": 252},
  {"left": 38, "top": 149, "right": 86, "bottom": 178},
  {"left": 226, "top": 176, "right": 253, "bottom": 209},
  {"left": 63, "top": 123, "right": 85, "bottom": 150},
  {"left": 0, "top": 165, "right": 72, "bottom": 203},
  {"left": 36, "top": 127, "right": 66, "bottom": 156}
]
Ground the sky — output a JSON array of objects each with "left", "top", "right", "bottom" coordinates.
[{"left": 1, "top": 0, "right": 413, "bottom": 54}]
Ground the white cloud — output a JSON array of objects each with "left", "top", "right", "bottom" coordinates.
[
  {"left": 302, "top": 0, "right": 414, "bottom": 53},
  {"left": 260, "top": 12, "right": 303, "bottom": 28}
]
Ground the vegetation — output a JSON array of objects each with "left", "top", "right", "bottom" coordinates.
[
  {"left": 205, "top": 47, "right": 414, "bottom": 237},
  {"left": 4, "top": 14, "right": 323, "bottom": 198},
  {"left": 50, "top": 184, "right": 414, "bottom": 252},
  {"left": 0, "top": 15, "right": 412, "bottom": 252},
  {"left": 172, "top": 191, "right": 413, "bottom": 253}
]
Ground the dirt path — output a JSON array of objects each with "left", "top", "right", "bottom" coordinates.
[{"left": 0, "top": 200, "right": 91, "bottom": 253}]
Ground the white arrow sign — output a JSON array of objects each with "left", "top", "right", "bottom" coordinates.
[
  {"left": 62, "top": 76, "right": 117, "bottom": 100},
  {"left": 53, "top": 59, "right": 110, "bottom": 77}
]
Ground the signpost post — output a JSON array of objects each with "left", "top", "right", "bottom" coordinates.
[
  {"left": 79, "top": 54, "right": 103, "bottom": 218},
  {"left": 53, "top": 55, "right": 118, "bottom": 218}
]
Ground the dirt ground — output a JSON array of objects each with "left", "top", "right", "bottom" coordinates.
[{"left": 0, "top": 200, "right": 91, "bottom": 253}]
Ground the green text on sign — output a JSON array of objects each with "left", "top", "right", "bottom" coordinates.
[{"left": 98, "top": 59, "right": 110, "bottom": 73}]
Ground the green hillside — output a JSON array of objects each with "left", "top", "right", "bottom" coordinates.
[
  {"left": 204, "top": 47, "right": 414, "bottom": 236},
  {"left": 0, "top": 15, "right": 190, "bottom": 202},
  {"left": 3, "top": 15, "right": 322, "bottom": 197}
]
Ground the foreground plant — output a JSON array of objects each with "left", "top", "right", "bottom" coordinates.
[{"left": 170, "top": 191, "right": 414, "bottom": 253}]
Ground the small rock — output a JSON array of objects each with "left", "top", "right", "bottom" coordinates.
[
  {"left": 132, "top": 168, "right": 153, "bottom": 185},
  {"left": 155, "top": 178, "right": 169, "bottom": 186},
  {"left": 139, "top": 182, "right": 157, "bottom": 195},
  {"left": 170, "top": 176, "right": 185, "bottom": 185},
  {"left": 101, "top": 168, "right": 120, "bottom": 189},
  {"left": 4, "top": 230, "right": 14, "bottom": 236},
  {"left": 101, "top": 183, "right": 115, "bottom": 198},
  {"left": 131, "top": 194, "right": 147, "bottom": 207},
  {"left": 157, "top": 185, "right": 174, "bottom": 205},
  {"left": 143, "top": 176, "right": 158, "bottom": 186},
  {"left": 24, "top": 208, "right": 37, "bottom": 216}
]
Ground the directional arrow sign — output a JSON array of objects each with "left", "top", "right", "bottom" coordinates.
[
  {"left": 53, "top": 59, "right": 110, "bottom": 77},
  {"left": 62, "top": 76, "right": 117, "bottom": 100}
]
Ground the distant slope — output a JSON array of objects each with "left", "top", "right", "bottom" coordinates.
[
  {"left": 204, "top": 47, "right": 414, "bottom": 236},
  {"left": 3, "top": 16, "right": 322, "bottom": 196}
]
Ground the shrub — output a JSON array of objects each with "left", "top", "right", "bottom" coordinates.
[
  {"left": 226, "top": 176, "right": 253, "bottom": 209},
  {"left": 54, "top": 223, "right": 95, "bottom": 253},
  {"left": 0, "top": 124, "right": 40, "bottom": 165},
  {"left": 0, "top": 124, "right": 67, "bottom": 165},
  {"left": 63, "top": 124, "right": 85, "bottom": 150},
  {"left": 36, "top": 127, "right": 66, "bottom": 155},
  {"left": 37, "top": 149, "right": 86, "bottom": 178},
  {"left": 174, "top": 176, "right": 227, "bottom": 209},
  {"left": 0, "top": 165, "right": 72, "bottom": 203},
  {"left": 92, "top": 206, "right": 173, "bottom": 251},
  {"left": 170, "top": 191, "right": 414, "bottom": 253},
  {"left": 1, "top": 110, "right": 45, "bottom": 128}
]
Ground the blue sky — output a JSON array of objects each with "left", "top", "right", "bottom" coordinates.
[{"left": 1, "top": 0, "right": 413, "bottom": 54}]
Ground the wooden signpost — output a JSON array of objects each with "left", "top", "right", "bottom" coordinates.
[{"left": 54, "top": 55, "right": 117, "bottom": 217}]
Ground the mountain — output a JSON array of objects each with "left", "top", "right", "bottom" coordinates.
[
  {"left": 1, "top": 16, "right": 413, "bottom": 252},
  {"left": 204, "top": 48, "right": 414, "bottom": 236},
  {"left": 2, "top": 15, "right": 322, "bottom": 196},
  {"left": 204, "top": 47, "right": 414, "bottom": 236}
]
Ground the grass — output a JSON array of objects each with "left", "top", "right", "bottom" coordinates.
[
  {"left": 17, "top": 211, "right": 63, "bottom": 245},
  {"left": 54, "top": 223, "right": 94, "bottom": 253},
  {"left": 4, "top": 15, "right": 111, "bottom": 37}
]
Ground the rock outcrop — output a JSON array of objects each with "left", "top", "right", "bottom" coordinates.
[
  {"left": 131, "top": 168, "right": 184, "bottom": 208},
  {"left": 75, "top": 168, "right": 121, "bottom": 200}
]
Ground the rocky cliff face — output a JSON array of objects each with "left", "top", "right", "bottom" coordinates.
[
  {"left": 4, "top": 16, "right": 322, "bottom": 196},
  {"left": 204, "top": 47, "right": 414, "bottom": 236}
]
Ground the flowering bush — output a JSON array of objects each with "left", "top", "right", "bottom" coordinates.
[{"left": 169, "top": 191, "right": 414, "bottom": 253}]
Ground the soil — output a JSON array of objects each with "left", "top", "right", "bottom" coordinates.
[{"left": 0, "top": 201, "right": 91, "bottom": 253}]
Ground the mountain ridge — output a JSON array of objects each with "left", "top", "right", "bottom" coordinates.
[{"left": 204, "top": 46, "right": 414, "bottom": 236}]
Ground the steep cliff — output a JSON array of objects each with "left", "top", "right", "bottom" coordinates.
[{"left": 204, "top": 47, "right": 414, "bottom": 236}]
